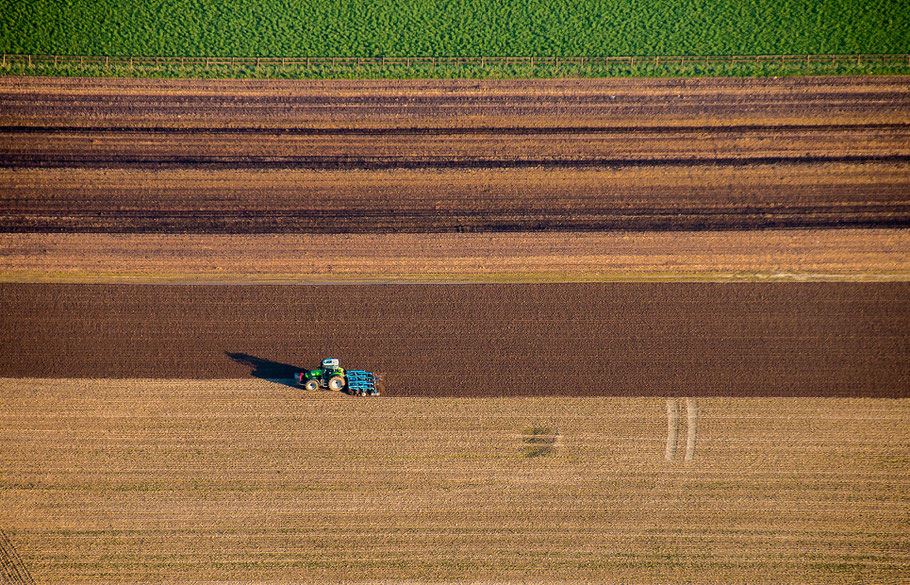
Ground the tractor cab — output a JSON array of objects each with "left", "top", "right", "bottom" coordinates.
[{"left": 321, "top": 358, "right": 344, "bottom": 376}]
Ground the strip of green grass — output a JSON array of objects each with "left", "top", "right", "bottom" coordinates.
[
  {"left": 4, "top": 61, "right": 909, "bottom": 80},
  {"left": 1, "top": 1, "right": 907, "bottom": 58}
]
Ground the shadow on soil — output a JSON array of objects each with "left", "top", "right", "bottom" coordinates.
[{"left": 225, "top": 352, "right": 302, "bottom": 389}]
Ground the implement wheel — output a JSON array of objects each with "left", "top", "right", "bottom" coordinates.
[
  {"left": 304, "top": 379, "right": 319, "bottom": 391},
  {"left": 328, "top": 376, "right": 345, "bottom": 391}
]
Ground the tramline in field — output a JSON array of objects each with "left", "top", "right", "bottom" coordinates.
[{"left": 294, "top": 358, "right": 380, "bottom": 396}]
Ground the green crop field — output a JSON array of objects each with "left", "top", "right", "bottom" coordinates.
[
  {"left": 1, "top": 0, "right": 908, "bottom": 58},
  {"left": 1, "top": 0, "right": 907, "bottom": 78}
]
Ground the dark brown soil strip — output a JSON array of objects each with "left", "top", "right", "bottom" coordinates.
[
  {"left": 3, "top": 123, "right": 908, "bottom": 135},
  {"left": 3, "top": 153, "right": 910, "bottom": 170},
  {"left": 1, "top": 283, "right": 906, "bottom": 398},
  {"left": 4, "top": 204, "right": 910, "bottom": 233}
]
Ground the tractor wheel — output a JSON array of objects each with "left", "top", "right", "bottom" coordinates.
[
  {"left": 328, "top": 376, "right": 345, "bottom": 391},
  {"left": 304, "top": 379, "right": 319, "bottom": 391}
]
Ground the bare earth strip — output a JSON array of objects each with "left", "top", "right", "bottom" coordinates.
[
  {"left": 1, "top": 230, "right": 908, "bottom": 283},
  {"left": 1, "top": 378, "right": 907, "bottom": 584},
  {"left": 1, "top": 283, "right": 906, "bottom": 398}
]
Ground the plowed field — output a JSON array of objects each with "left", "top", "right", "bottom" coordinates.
[
  {"left": 1, "top": 283, "right": 907, "bottom": 397},
  {"left": 2, "top": 75, "right": 909, "bottom": 233}
]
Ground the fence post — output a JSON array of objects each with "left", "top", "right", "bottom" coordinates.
[
  {"left": 1, "top": 54, "right": 4, "bottom": 68},
  {"left": 306, "top": 57, "right": 310, "bottom": 69},
  {"left": 28, "top": 54, "right": 31, "bottom": 67}
]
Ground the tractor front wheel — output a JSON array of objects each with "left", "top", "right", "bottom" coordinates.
[
  {"left": 328, "top": 376, "right": 345, "bottom": 391},
  {"left": 304, "top": 379, "right": 319, "bottom": 391}
]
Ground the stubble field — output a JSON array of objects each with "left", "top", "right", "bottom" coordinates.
[{"left": 1, "top": 379, "right": 907, "bottom": 584}]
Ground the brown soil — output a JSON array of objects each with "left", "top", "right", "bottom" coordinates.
[
  {"left": 3, "top": 230, "right": 909, "bottom": 283},
  {"left": 1, "top": 283, "right": 906, "bottom": 397},
  {"left": 1, "top": 76, "right": 908, "bottom": 233}
]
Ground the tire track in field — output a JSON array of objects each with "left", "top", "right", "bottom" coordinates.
[{"left": 0, "top": 527, "right": 35, "bottom": 585}]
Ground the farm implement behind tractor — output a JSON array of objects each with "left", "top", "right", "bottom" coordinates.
[{"left": 295, "top": 358, "right": 380, "bottom": 396}]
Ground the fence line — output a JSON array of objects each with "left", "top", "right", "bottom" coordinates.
[{"left": 2, "top": 53, "right": 909, "bottom": 70}]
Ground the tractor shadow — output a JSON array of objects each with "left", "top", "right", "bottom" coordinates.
[{"left": 225, "top": 352, "right": 302, "bottom": 389}]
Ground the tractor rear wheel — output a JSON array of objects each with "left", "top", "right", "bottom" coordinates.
[
  {"left": 304, "top": 379, "right": 319, "bottom": 391},
  {"left": 328, "top": 376, "right": 345, "bottom": 391}
]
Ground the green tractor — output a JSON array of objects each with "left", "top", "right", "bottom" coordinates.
[
  {"left": 295, "top": 358, "right": 380, "bottom": 396},
  {"left": 296, "top": 358, "right": 347, "bottom": 391}
]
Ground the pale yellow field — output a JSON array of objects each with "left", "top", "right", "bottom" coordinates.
[{"left": 1, "top": 379, "right": 907, "bottom": 583}]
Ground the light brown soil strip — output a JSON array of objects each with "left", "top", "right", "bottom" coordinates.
[
  {"left": 686, "top": 398, "right": 699, "bottom": 461},
  {"left": 3, "top": 75, "right": 909, "bottom": 129},
  {"left": 2, "top": 229, "right": 908, "bottom": 283},
  {"left": 666, "top": 399, "right": 679, "bottom": 460}
]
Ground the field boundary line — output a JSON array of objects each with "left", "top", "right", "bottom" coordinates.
[{"left": 2, "top": 53, "right": 909, "bottom": 73}]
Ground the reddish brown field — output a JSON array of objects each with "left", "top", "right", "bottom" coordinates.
[
  {"left": 1, "top": 76, "right": 908, "bottom": 233},
  {"left": 1, "top": 283, "right": 906, "bottom": 398}
]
